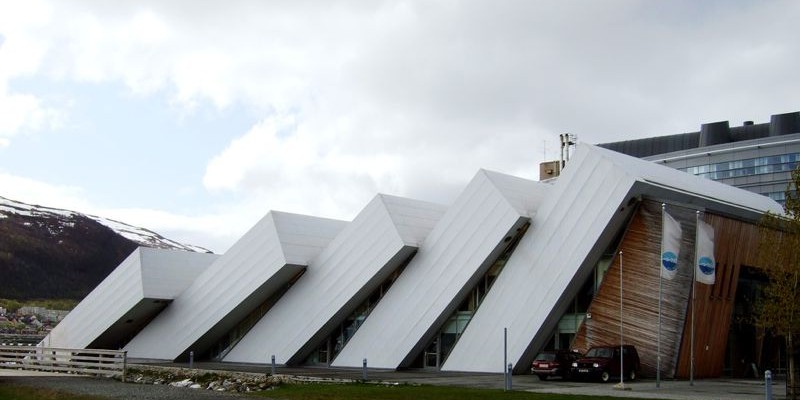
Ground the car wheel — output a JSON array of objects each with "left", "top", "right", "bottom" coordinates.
[
  {"left": 628, "top": 369, "right": 637, "bottom": 381},
  {"left": 600, "top": 371, "right": 611, "bottom": 383},
  {"left": 537, "top": 374, "right": 548, "bottom": 381}
]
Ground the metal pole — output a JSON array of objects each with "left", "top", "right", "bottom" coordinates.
[
  {"left": 619, "top": 250, "right": 624, "bottom": 388},
  {"left": 189, "top": 351, "right": 194, "bottom": 369},
  {"left": 507, "top": 363, "right": 513, "bottom": 391},
  {"left": 122, "top": 351, "right": 127, "bottom": 383},
  {"left": 658, "top": 203, "right": 664, "bottom": 389},
  {"left": 362, "top": 358, "right": 368, "bottom": 381},
  {"left": 765, "top": 370, "right": 772, "bottom": 400},
  {"left": 504, "top": 327, "right": 508, "bottom": 391},
  {"left": 271, "top": 355, "right": 276, "bottom": 375},
  {"left": 691, "top": 210, "right": 699, "bottom": 386}
]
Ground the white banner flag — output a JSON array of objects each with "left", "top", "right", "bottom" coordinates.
[
  {"left": 661, "top": 211, "right": 682, "bottom": 280},
  {"left": 695, "top": 220, "right": 716, "bottom": 285}
]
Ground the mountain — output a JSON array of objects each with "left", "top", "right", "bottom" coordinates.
[{"left": 0, "top": 195, "right": 210, "bottom": 300}]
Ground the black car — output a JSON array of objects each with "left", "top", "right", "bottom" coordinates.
[
  {"left": 570, "top": 345, "right": 640, "bottom": 382},
  {"left": 531, "top": 349, "right": 582, "bottom": 380}
]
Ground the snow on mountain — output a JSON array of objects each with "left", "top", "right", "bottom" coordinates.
[{"left": 0, "top": 195, "right": 211, "bottom": 253}]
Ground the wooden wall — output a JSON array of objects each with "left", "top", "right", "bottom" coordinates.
[
  {"left": 674, "top": 212, "right": 761, "bottom": 378},
  {"left": 572, "top": 199, "right": 762, "bottom": 379}
]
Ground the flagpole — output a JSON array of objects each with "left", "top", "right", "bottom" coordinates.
[
  {"left": 619, "top": 250, "right": 624, "bottom": 389},
  {"left": 658, "top": 203, "right": 664, "bottom": 389},
  {"left": 691, "top": 210, "right": 699, "bottom": 386}
]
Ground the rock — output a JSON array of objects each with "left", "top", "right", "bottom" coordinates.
[
  {"left": 189, "top": 384, "right": 202, "bottom": 389},
  {"left": 170, "top": 378, "right": 193, "bottom": 388}
]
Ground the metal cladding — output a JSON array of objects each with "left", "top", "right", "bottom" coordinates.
[
  {"left": 699, "top": 121, "right": 730, "bottom": 147},
  {"left": 442, "top": 143, "right": 782, "bottom": 373},
  {"left": 123, "top": 212, "right": 347, "bottom": 361},
  {"left": 58, "top": 143, "right": 783, "bottom": 374},
  {"left": 39, "top": 248, "right": 218, "bottom": 350},
  {"left": 331, "top": 170, "right": 547, "bottom": 369},
  {"left": 223, "top": 195, "right": 446, "bottom": 365},
  {"left": 770, "top": 111, "right": 800, "bottom": 136}
]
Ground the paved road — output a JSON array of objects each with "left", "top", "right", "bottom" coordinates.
[{"left": 1, "top": 364, "right": 786, "bottom": 400}]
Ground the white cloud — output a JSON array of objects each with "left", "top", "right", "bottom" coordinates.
[
  {"left": 0, "top": 1, "right": 60, "bottom": 141},
  {"left": 1, "top": 0, "right": 800, "bottom": 250},
  {"left": 0, "top": 171, "right": 90, "bottom": 211}
]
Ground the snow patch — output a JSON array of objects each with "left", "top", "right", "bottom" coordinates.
[{"left": 0, "top": 195, "right": 211, "bottom": 253}]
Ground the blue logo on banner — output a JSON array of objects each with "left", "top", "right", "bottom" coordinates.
[
  {"left": 661, "top": 251, "right": 678, "bottom": 271},
  {"left": 698, "top": 256, "right": 714, "bottom": 275}
]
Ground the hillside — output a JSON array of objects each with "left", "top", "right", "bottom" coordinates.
[{"left": 0, "top": 196, "right": 210, "bottom": 300}]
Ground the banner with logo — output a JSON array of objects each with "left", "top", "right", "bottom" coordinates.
[
  {"left": 661, "top": 210, "right": 682, "bottom": 280},
  {"left": 695, "top": 220, "right": 716, "bottom": 285}
]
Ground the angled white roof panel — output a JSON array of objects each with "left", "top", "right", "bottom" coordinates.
[
  {"left": 223, "top": 194, "right": 446, "bottom": 365},
  {"left": 123, "top": 212, "right": 346, "bottom": 360},
  {"left": 40, "top": 248, "right": 217, "bottom": 350},
  {"left": 331, "top": 170, "right": 546, "bottom": 369},
  {"left": 443, "top": 143, "right": 782, "bottom": 373},
  {"left": 382, "top": 194, "right": 448, "bottom": 246}
]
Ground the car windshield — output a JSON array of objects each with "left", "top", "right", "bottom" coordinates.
[
  {"left": 586, "top": 347, "right": 613, "bottom": 358},
  {"left": 534, "top": 353, "right": 556, "bottom": 361}
]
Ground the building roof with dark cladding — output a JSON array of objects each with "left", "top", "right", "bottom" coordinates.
[{"left": 598, "top": 111, "right": 800, "bottom": 158}]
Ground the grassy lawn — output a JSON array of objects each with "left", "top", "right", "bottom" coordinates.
[
  {"left": 0, "top": 385, "right": 105, "bottom": 400},
  {"left": 253, "top": 383, "right": 647, "bottom": 400}
]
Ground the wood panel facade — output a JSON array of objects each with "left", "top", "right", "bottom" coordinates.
[
  {"left": 572, "top": 199, "right": 763, "bottom": 379},
  {"left": 674, "top": 211, "right": 761, "bottom": 378}
]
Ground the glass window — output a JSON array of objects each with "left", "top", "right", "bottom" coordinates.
[{"left": 683, "top": 153, "right": 800, "bottom": 182}]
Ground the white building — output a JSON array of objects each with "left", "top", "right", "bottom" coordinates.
[{"left": 43, "top": 143, "right": 782, "bottom": 377}]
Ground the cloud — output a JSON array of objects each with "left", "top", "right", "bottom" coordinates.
[
  {"left": 2, "top": 0, "right": 800, "bottom": 250},
  {"left": 0, "top": 171, "right": 90, "bottom": 211},
  {"left": 0, "top": 1, "right": 65, "bottom": 142}
]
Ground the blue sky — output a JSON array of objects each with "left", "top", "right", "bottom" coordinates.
[{"left": 1, "top": 1, "right": 799, "bottom": 252}]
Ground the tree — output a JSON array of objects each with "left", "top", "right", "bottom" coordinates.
[{"left": 757, "top": 166, "right": 800, "bottom": 399}]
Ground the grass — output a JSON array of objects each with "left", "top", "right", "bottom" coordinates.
[
  {"left": 0, "top": 385, "right": 105, "bottom": 400},
  {"left": 252, "top": 383, "right": 647, "bottom": 400}
]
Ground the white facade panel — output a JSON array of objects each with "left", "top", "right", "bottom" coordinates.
[
  {"left": 140, "top": 249, "right": 219, "bottom": 299},
  {"left": 124, "top": 212, "right": 346, "bottom": 360},
  {"left": 331, "top": 170, "right": 544, "bottom": 369},
  {"left": 224, "top": 195, "right": 446, "bottom": 365},
  {"left": 40, "top": 248, "right": 217, "bottom": 350},
  {"left": 443, "top": 143, "right": 782, "bottom": 373},
  {"left": 443, "top": 146, "right": 637, "bottom": 372}
]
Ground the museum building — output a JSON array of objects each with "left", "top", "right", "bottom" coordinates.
[{"left": 42, "top": 142, "right": 784, "bottom": 379}]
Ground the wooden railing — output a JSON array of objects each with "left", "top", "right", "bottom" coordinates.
[{"left": 0, "top": 345, "right": 127, "bottom": 380}]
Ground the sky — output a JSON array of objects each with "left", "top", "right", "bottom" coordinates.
[{"left": 1, "top": 1, "right": 798, "bottom": 253}]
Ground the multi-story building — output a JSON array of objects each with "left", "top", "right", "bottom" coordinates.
[{"left": 599, "top": 111, "right": 800, "bottom": 205}]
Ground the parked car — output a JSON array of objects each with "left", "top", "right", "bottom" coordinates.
[
  {"left": 531, "top": 349, "right": 582, "bottom": 380},
  {"left": 570, "top": 345, "right": 640, "bottom": 382}
]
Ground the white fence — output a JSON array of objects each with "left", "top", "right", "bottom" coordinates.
[{"left": 0, "top": 345, "right": 127, "bottom": 380}]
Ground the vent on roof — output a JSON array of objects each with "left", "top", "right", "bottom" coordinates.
[
  {"left": 699, "top": 121, "right": 730, "bottom": 146},
  {"left": 769, "top": 112, "right": 800, "bottom": 136}
]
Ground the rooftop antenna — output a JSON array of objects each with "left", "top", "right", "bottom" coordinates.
[{"left": 559, "top": 133, "right": 577, "bottom": 168}]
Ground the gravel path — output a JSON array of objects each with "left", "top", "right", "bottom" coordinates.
[{"left": 0, "top": 376, "right": 258, "bottom": 399}]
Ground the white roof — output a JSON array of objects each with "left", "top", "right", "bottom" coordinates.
[
  {"left": 332, "top": 169, "right": 547, "bottom": 369},
  {"left": 123, "top": 212, "right": 346, "bottom": 360},
  {"left": 40, "top": 248, "right": 218, "bottom": 350},
  {"left": 223, "top": 194, "right": 446, "bottom": 364}
]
